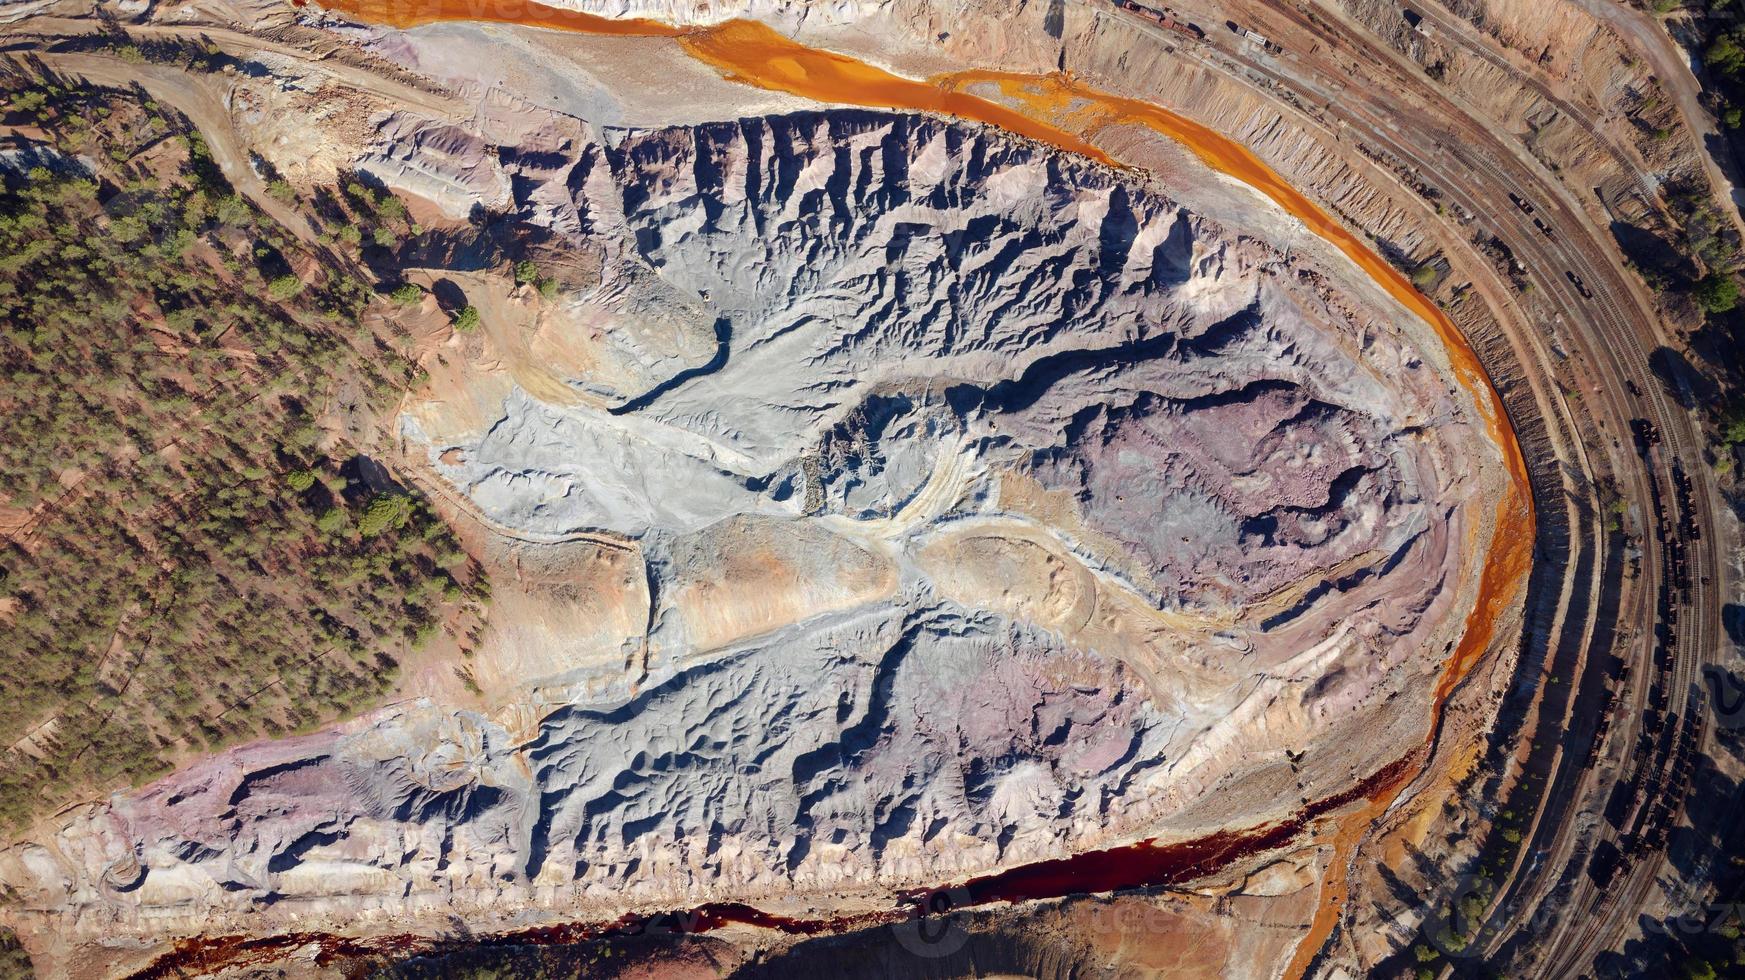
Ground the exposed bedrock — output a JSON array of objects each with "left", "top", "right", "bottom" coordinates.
[{"left": 1, "top": 109, "right": 1505, "bottom": 958}]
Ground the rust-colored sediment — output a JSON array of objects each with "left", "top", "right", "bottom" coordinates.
[
  {"left": 293, "top": 0, "right": 682, "bottom": 35},
  {"left": 278, "top": 4, "right": 1536, "bottom": 975},
  {"left": 676, "top": 22, "right": 1117, "bottom": 165},
  {"left": 947, "top": 72, "right": 1532, "bottom": 980}
]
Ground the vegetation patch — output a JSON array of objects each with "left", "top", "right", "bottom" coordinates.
[
  {"left": 0, "top": 927, "right": 27, "bottom": 980},
  {"left": 0, "top": 74, "right": 486, "bottom": 830}
]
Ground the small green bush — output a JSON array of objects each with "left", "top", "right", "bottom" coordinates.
[
  {"left": 213, "top": 194, "right": 252, "bottom": 227},
  {"left": 316, "top": 508, "right": 350, "bottom": 534},
  {"left": 0, "top": 926, "right": 30, "bottom": 979},
  {"left": 451, "top": 305, "right": 480, "bottom": 331},
  {"left": 357, "top": 493, "right": 412, "bottom": 537},
  {"left": 266, "top": 275, "right": 303, "bottom": 300},
  {"left": 1694, "top": 272, "right": 1740, "bottom": 314}
]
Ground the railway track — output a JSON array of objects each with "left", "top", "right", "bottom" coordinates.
[
  {"left": 1078, "top": 0, "right": 1729, "bottom": 972},
  {"left": 1271, "top": 31, "right": 1723, "bottom": 980}
]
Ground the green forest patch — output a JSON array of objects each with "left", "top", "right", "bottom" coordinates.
[{"left": 0, "top": 72, "right": 488, "bottom": 832}]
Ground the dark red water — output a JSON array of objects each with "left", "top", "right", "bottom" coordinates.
[
  {"left": 126, "top": 750, "right": 1422, "bottom": 978},
  {"left": 913, "top": 748, "right": 1420, "bottom": 909}
]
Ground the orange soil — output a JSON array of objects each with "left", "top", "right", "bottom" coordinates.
[{"left": 299, "top": 3, "right": 1538, "bottom": 973}]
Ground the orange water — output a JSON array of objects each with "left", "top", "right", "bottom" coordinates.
[
  {"left": 303, "top": 2, "right": 1536, "bottom": 973},
  {"left": 296, "top": 0, "right": 681, "bottom": 34},
  {"left": 924, "top": 68, "right": 1535, "bottom": 693}
]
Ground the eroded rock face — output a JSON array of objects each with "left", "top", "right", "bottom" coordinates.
[
  {"left": 1023, "top": 380, "right": 1411, "bottom": 609},
  {"left": 1, "top": 110, "right": 1496, "bottom": 962}
]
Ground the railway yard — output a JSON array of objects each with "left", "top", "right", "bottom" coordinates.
[
  {"left": 1136, "top": 0, "right": 1738, "bottom": 971},
  {"left": 1188, "top": 1, "right": 1735, "bottom": 972}
]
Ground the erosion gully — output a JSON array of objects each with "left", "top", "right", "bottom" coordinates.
[{"left": 149, "top": 3, "right": 1535, "bottom": 975}]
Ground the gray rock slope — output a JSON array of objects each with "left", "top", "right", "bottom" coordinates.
[
  {"left": 2, "top": 110, "right": 1493, "bottom": 953},
  {"left": 439, "top": 112, "right": 1428, "bottom": 610}
]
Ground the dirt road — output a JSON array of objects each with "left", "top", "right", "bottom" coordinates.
[{"left": 1569, "top": 0, "right": 1745, "bottom": 238}]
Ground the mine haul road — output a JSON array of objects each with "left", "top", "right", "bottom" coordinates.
[
  {"left": 1088, "top": 0, "right": 1734, "bottom": 973},
  {"left": 1078, "top": 0, "right": 1728, "bottom": 971}
]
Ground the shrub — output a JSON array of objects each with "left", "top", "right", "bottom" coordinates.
[
  {"left": 1710, "top": 29, "right": 1745, "bottom": 75},
  {"left": 451, "top": 305, "right": 480, "bottom": 331},
  {"left": 388, "top": 283, "right": 423, "bottom": 305},
  {"left": 0, "top": 925, "right": 31, "bottom": 979},
  {"left": 213, "top": 194, "right": 252, "bottom": 227},
  {"left": 1693, "top": 272, "right": 1740, "bottom": 313},
  {"left": 110, "top": 215, "right": 148, "bottom": 244},
  {"left": 357, "top": 493, "right": 412, "bottom": 536},
  {"left": 266, "top": 275, "right": 303, "bottom": 300},
  {"left": 513, "top": 259, "right": 540, "bottom": 284}
]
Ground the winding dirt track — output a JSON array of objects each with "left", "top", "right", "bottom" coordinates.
[
  {"left": 1567, "top": 0, "right": 1745, "bottom": 239},
  {"left": 21, "top": 51, "right": 313, "bottom": 237}
]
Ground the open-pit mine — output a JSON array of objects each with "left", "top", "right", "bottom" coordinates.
[{"left": 0, "top": 0, "right": 1738, "bottom": 977}]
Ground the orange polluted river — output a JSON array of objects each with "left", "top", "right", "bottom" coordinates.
[{"left": 298, "top": 1, "right": 1536, "bottom": 973}]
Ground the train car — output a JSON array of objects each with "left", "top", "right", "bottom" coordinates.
[{"left": 1589, "top": 840, "right": 1624, "bottom": 887}]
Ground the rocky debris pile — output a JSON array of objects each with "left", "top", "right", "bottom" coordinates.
[
  {"left": 1, "top": 109, "right": 1491, "bottom": 962},
  {"left": 433, "top": 113, "right": 1430, "bottom": 610}
]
